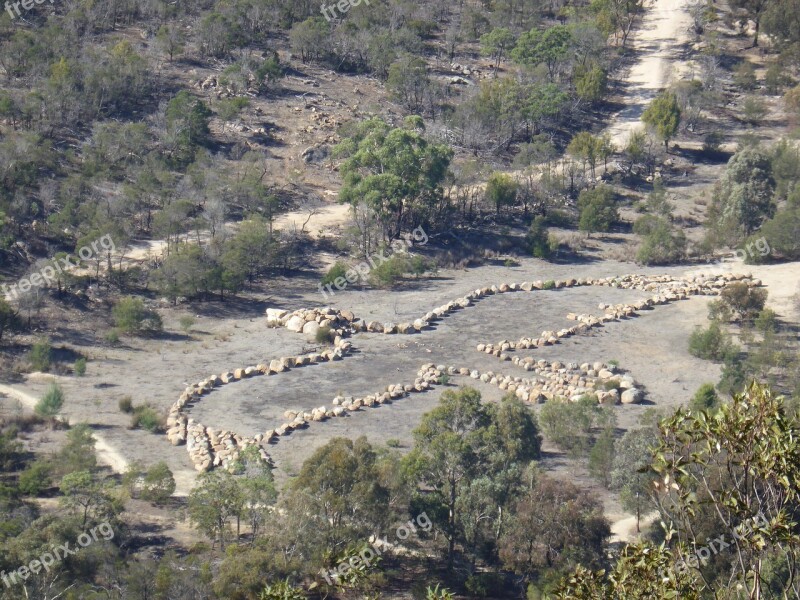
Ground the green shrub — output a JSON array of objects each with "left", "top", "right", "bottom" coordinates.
[
  {"left": 542, "top": 280, "right": 556, "bottom": 290},
  {"left": 321, "top": 262, "right": 349, "bottom": 287},
  {"left": 73, "top": 358, "right": 87, "bottom": 376},
  {"left": 720, "top": 282, "right": 768, "bottom": 322},
  {"left": 105, "top": 329, "right": 120, "bottom": 345},
  {"left": 749, "top": 207, "right": 800, "bottom": 261},
  {"left": 733, "top": 61, "right": 758, "bottom": 90},
  {"left": 408, "top": 255, "right": 436, "bottom": 277},
  {"left": 465, "top": 573, "right": 503, "bottom": 597},
  {"left": 578, "top": 185, "right": 618, "bottom": 236},
  {"left": 718, "top": 356, "right": 747, "bottom": 396},
  {"left": 131, "top": 405, "right": 164, "bottom": 433},
  {"left": 28, "top": 338, "right": 51, "bottom": 372},
  {"left": 35, "top": 383, "right": 64, "bottom": 418},
  {"left": 635, "top": 216, "right": 687, "bottom": 265},
  {"left": 315, "top": 326, "right": 334, "bottom": 344},
  {"left": 369, "top": 255, "right": 409, "bottom": 288},
  {"left": 543, "top": 209, "right": 574, "bottom": 228},
  {"left": 141, "top": 462, "right": 176, "bottom": 504},
  {"left": 262, "top": 580, "right": 306, "bottom": 600},
  {"left": 688, "top": 322, "right": 739, "bottom": 362},
  {"left": 426, "top": 584, "right": 455, "bottom": 600},
  {"left": 690, "top": 383, "right": 719, "bottom": 412},
  {"left": 703, "top": 131, "right": 724, "bottom": 154},
  {"left": 755, "top": 308, "right": 778, "bottom": 333},
  {"left": 742, "top": 95, "right": 768, "bottom": 124},
  {"left": 179, "top": 315, "right": 195, "bottom": 334},
  {"left": 113, "top": 297, "right": 163, "bottom": 335},
  {"left": 18, "top": 460, "right": 51, "bottom": 496},
  {"left": 119, "top": 396, "right": 134, "bottom": 414},
  {"left": 386, "top": 439, "right": 402, "bottom": 448},
  {"left": 527, "top": 216, "right": 553, "bottom": 259}
]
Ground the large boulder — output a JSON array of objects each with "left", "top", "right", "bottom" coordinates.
[
  {"left": 266, "top": 308, "right": 288, "bottom": 323},
  {"left": 286, "top": 315, "right": 305, "bottom": 332},
  {"left": 621, "top": 388, "right": 644, "bottom": 404},
  {"left": 303, "top": 321, "right": 321, "bottom": 337}
]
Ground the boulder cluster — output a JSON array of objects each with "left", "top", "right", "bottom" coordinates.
[
  {"left": 439, "top": 360, "right": 641, "bottom": 404},
  {"left": 267, "top": 307, "right": 361, "bottom": 337}
]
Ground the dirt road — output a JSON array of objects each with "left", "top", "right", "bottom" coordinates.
[{"left": 606, "top": 0, "right": 694, "bottom": 145}]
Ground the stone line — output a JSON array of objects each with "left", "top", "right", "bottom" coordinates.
[
  {"left": 477, "top": 272, "right": 759, "bottom": 362},
  {"left": 172, "top": 272, "right": 760, "bottom": 472}
]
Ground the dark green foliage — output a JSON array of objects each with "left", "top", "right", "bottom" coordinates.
[
  {"left": 512, "top": 25, "right": 572, "bottom": 80},
  {"left": 486, "top": 172, "right": 518, "bottom": 214},
  {"left": 688, "top": 321, "right": 740, "bottom": 362},
  {"left": 113, "top": 297, "right": 163, "bottom": 335},
  {"left": 641, "top": 91, "right": 681, "bottom": 149},
  {"left": 749, "top": 206, "right": 800, "bottom": 261},
  {"left": 527, "top": 216, "right": 554, "bottom": 258},
  {"left": 131, "top": 405, "right": 165, "bottom": 433},
  {"left": 334, "top": 117, "right": 452, "bottom": 241},
  {"left": 707, "top": 146, "right": 776, "bottom": 245},
  {"left": 720, "top": 282, "right": 768, "bottom": 322},
  {"left": 589, "top": 428, "right": 616, "bottom": 488},
  {"left": 578, "top": 185, "right": 618, "bottom": 236},
  {"left": 18, "top": 460, "right": 52, "bottom": 496},
  {"left": 141, "top": 462, "right": 176, "bottom": 505},
  {"left": 119, "top": 396, "right": 134, "bottom": 414},
  {"left": 321, "top": 262, "right": 349, "bottom": 287},
  {"left": 74, "top": 358, "right": 87, "bottom": 376},
  {"left": 690, "top": 383, "right": 720, "bottom": 412},
  {"left": 634, "top": 216, "right": 687, "bottom": 265},
  {"left": 165, "top": 91, "right": 213, "bottom": 167},
  {"left": 539, "top": 396, "right": 615, "bottom": 458},
  {"left": 35, "top": 383, "right": 64, "bottom": 418},
  {"left": 28, "top": 338, "right": 52, "bottom": 372}
]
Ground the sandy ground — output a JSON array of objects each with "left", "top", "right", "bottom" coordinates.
[
  {"left": 0, "top": 382, "right": 129, "bottom": 474},
  {"left": 605, "top": 0, "right": 695, "bottom": 145}
]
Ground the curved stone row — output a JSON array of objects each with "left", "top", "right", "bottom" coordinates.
[
  {"left": 173, "top": 357, "right": 644, "bottom": 472},
  {"left": 265, "top": 273, "right": 759, "bottom": 339},
  {"left": 476, "top": 273, "right": 759, "bottom": 359},
  {"left": 167, "top": 336, "right": 355, "bottom": 472},
  {"left": 176, "top": 272, "right": 759, "bottom": 472},
  {"left": 455, "top": 360, "right": 644, "bottom": 404}
]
